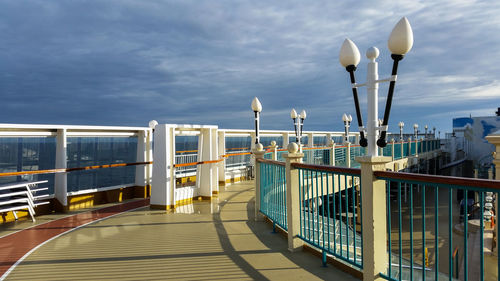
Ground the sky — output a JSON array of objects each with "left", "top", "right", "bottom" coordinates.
[{"left": 0, "top": 1, "right": 499, "bottom": 135}]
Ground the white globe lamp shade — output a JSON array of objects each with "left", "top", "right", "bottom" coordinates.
[
  {"left": 388, "top": 17, "right": 413, "bottom": 55},
  {"left": 348, "top": 115, "right": 352, "bottom": 122},
  {"left": 290, "top": 108, "right": 298, "bottom": 119},
  {"left": 300, "top": 110, "right": 307, "bottom": 119},
  {"left": 251, "top": 97, "right": 262, "bottom": 112},
  {"left": 339, "top": 38, "right": 361, "bottom": 67},
  {"left": 148, "top": 120, "right": 158, "bottom": 129},
  {"left": 342, "top": 113, "right": 348, "bottom": 122}
]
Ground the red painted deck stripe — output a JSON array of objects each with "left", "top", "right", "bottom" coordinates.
[{"left": 0, "top": 199, "right": 149, "bottom": 278}]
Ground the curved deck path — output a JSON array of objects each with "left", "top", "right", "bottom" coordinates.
[{"left": 1, "top": 181, "right": 358, "bottom": 280}]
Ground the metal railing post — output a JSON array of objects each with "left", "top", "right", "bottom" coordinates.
[
  {"left": 284, "top": 143, "right": 304, "bottom": 252},
  {"left": 357, "top": 155, "right": 391, "bottom": 281}
]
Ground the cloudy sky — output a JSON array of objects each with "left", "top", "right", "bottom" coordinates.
[{"left": 0, "top": 1, "right": 499, "bottom": 134}]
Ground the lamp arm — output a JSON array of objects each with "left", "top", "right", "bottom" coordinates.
[
  {"left": 300, "top": 118, "right": 304, "bottom": 139},
  {"left": 377, "top": 54, "right": 403, "bottom": 147},
  {"left": 346, "top": 65, "right": 367, "bottom": 147},
  {"left": 293, "top": 118, "right": 299, "bottom": 142}
]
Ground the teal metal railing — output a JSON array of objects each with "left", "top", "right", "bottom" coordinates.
[
  {"left": 375, "top": 170, "right": 499, "bottom": 281},
  {"left": 293, "top": 163, "right": 363, "bottom": 269},
  {"left": 259, "top": 159, "right": 287, "bottom": 231}
]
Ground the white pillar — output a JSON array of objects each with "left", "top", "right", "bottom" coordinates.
[
  {"left": 284, "top": 144, "right": 304, "bottom": 252},
  {"left": 54, "top": 129, "right": 67, "bottom": 209},
  {"left": 270, "top": 141, "right": 278, "bottom": 161},
  {"left": 282, "top": 132, "right": 289, "bottom": 149},
  {"left": 211, "top": 128, "right": 219, "bottom": 195},
  {"left": 357, "top": 155, "right": 391, "bottom": 281},
  {"left": 346, "top": 142, "right": 351, "bottom": 168},
  {"left": 218, "top": 130, "right": 226, "bottom": 186},
  {"left": 151, "top": 124, "right": 175, "bottom": 210},
  {"left": 135, "top": 130, "right": 147, "bottom": 188},
  {"left": 307, "top": 132, "right": 314, "bottom": 148},
  {"left": 197, "top": 127, "right": 217, "bottom": 198},
  {"left": 329, "top": 140, "right": 336, "bottom": 166}
]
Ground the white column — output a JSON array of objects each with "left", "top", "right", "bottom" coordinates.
[
  {"left": 197, "top": 128, "right": 216, "bottom": 198},
  {"left": 282, "top": 132, "right": 289, "bottom": 149},
  {"left": 357, "top": 155, "right": 391, "bottom": 281},
  {"left": 54, "top": 129, "right": 67, "bottom": 208},
  {"left": 329, "top": 140, "right": 336, "bottom": 166},
  {"left": 307, "top": 132, "right": 314, "bottom": 148},
  {"left": 270, "top": 141, "right": 278, "bottom": 161},
  {"left": 135, "top": 130, "right": 147, "bottom": 187},
  {"left": 346, "top": 142, "right": 351, "bottom": 168},
  {"left": 217, "top": 130, "right": 226, "bottom": 185},
  {"left": 151, "top": 124, "right": 175, "bottom": 210},
  {"left": 211, "top": 128, "right": 219, "bottom": 195},
  {"left": 146, "top": 129, "right": 153, "bottom": 188},
  {"left": 284, "top": 144, "right": 304, "bottom": 252}
]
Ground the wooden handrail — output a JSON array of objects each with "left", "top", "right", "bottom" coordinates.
[
  {"left": 291, "top": 162, "right": 361, "bottom": 175},
  {"left": 256, "top": 158, "right": 286, "bottom": 166},
  {"left": 374, "top": 170, "right": 500, "bottom": 189},
  {"left": 0, "top": 161, "right": 153, "bottom": 177}
]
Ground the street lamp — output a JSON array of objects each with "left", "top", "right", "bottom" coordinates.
[
  {"left": 424, "top": 125, "right": 428, "bottom": 139},
  {"left": 291, "top": 108, "right": 306, "bottom": 147},
  {"left": 433, "top": 127, "right": 436, "bottom": 139},
  {"left": 251, "top": 97, "right": 262, "bottom": 144},
  {"left": 342, "top": 113, "right": 353, "bottom": 143},
  {"left": 413, "top": 123, "right": 419, "bottom": 140},
  {"left": 339, "top": 17, "right": 413, "bottom": 156},
  {"left": 398, "top": 121, "right": 404, "bottom": 141}
]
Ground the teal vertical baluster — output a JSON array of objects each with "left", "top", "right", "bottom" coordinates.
[
  {"left": 480, "top": 191, "right": 484, "bottom": 281},
  {"left": 326, "top": 171, "right": 331, "bottom": 253},
  {"left": 434, "top": 185, "right": 439, "bottom": 281},
  {"left": 333, "top": 172, "right": 337, "bottom": 255},
  {"left": 282, "top": 165, "right": 286, "bottom": 227},
  {"left": 307, "top": 170, "right": 314, "bottom": 241},
  {"left": 275, "top": 165, "right": 279, "bottom": 227},
  {"left": 387, "top": 180, "right": 392, "bottom": 278},
  {"left": 352, "top": 175, "right": 356, "bottom": 265},
  {"left": 398, "top": 182, "right": 402, "bottom": 281},
  {"left": 299, "top": 169, "right": 303, "bottom": 237},
  {"left": 498, "top": 192, "right": 500, "bottom": 281},
  {"left": 345, "top": 175, "right": 349, "bottom": 260},
  {"left": 321, "top": 171, "right": 326, "bottom": 250},
  {"left": 422, "top": 185, "right": 426, "bottom": 281},
  {"left": 464, "top": 189, "right": 468, "bottom": 281},
  {"left": 359, "top": 176, "right": 363, "bottom": 268},
  {"left": 315, "top": 170, "right": 319, "bottom": 245},
  {"left": 449, "top": 188, "right": 453, "bottom": 281},
  {"left": 410, "top": 183, "right": 414, "bottom": 281},
  {"left": 338, "top": 174, "right": 343, "bottom": 255}
]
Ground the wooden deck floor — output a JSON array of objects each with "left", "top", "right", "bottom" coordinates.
[{"left": 0, "top": 181, "right": 359, "bottom": 280}]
